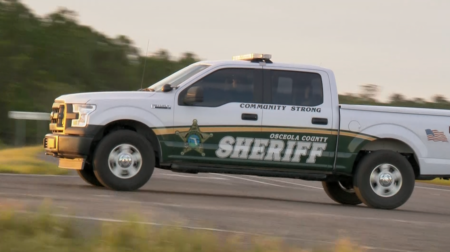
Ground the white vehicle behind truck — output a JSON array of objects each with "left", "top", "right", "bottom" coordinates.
[{"left": 44, "top": 53, "right": 450, "bottom": 210}]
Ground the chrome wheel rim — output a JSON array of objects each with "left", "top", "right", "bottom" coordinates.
[
  {"left": 108, "top": 144, "right": 142, "bottom": 179},
  {"left": 370, "top": 164, "right": 402, "bottom": 197}
]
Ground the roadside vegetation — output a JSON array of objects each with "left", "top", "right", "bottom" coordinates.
[
  {"left": 420, "top": 178, "right": 450, "bottom": 186},
  {"left": 0, "top": 146, "right": 68, "bottom": 175},
  {"left": 0, "top": 139, "right": 6, "bottom": 150},
  {"left": 0, "top": 204, "right": 365, "bottom": 252}
]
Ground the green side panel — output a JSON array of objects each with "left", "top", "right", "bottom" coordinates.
[
  {"left": 156, "top": 125, "right": 340, "bottom": 173},
  {"left": 155, "top": 124, "right": 377, "bottom": 174},
  {"left": 333, "top": 134, "right": 376, "bottom": 175}
]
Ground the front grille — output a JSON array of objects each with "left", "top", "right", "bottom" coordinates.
[
  {"left": 43, "top": 138, "right": 48, "bottom": 148},
  {"left": 51, "top": 107, "right": 59, "bottom": 124},
  {"left": 49, "top": 103, "right": 66, "bottom": 133},
  {"left": 57, "top": 105, "right": 65, "bottom": 127}
]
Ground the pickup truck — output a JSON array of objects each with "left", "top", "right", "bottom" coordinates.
[{"left": 43, "top": 53, "right": 450, "bottom": 210}]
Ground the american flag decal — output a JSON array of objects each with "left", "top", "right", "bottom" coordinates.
[{"left": 425, "top": 129, "right": 448, "bottom": 142}]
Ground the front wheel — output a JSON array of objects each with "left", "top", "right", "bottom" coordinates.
[
  {"left": 322, "top": 180, "right": 362, "bottom": 205},
  {"left": 76, "top": 163, "right": 104, "bottom": 187},
  {"left": 353, "top": 150, "right": 415, "bottom": 210},
  {"left": 93, "top": 130, "right": 155, "bottom": 191}
]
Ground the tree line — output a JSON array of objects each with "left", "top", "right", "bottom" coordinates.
[
  {"left": 0, "top": 0, "right": 449, "bottom": 146},
  {"left": 0, "top": 0, "right": 198, "bottom": 145},
  {"left": 339, "top": 84, "right": 450, "bottom": 110}
]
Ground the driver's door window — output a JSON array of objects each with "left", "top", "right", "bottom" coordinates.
[{"left": 178, "top": 68, "right": 260, "bottom": 107}]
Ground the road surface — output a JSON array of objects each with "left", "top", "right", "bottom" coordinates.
[{"left": 1, "top": 169, "right": 450, "bottom": 252}]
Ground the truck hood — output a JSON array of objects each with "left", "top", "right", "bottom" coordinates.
[{"left": 55, "top": 91, "right": 157, "bottom": 104}]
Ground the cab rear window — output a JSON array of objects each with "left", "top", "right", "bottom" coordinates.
[{"left": 268, "top": 70, "right": 323, "bottom": 106}]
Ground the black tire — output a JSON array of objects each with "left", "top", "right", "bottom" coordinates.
[
  {"left": 353, "top": 150, "right": 415, "bottom": 210},
  {"left": 322, "top": 180, "right": 362, "bottom": 205},
  {"left": 93, "top": 130, "right": 155, "bottom": 191},
  {"left": 76, "top": 163, "right": 104, "bottom": 187}
]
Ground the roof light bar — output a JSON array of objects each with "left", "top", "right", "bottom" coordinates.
[{"left": 232, "top": 53, "right": 272, "bottom": 61}]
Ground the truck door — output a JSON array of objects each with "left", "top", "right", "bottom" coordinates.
[
  {"left": 260, "top": 68, "right": 336, "bottom": 172},
  {"left": 168, "top": 67, "right": 264, "bottom": 166}
]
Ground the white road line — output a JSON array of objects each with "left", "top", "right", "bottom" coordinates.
[
  {"left": 415, "top": 186, "right": 450, "bottom": 192},
  {"left": 13, "top": 211, "right": 416, "bottom": 252},
  {"left": 248, "top": 176, "right": 322, "bottom": 190},
  {"left": 304, "top": 212, "right": 448, "bottom": 227},
  {"left": 158, "top": 173, "right": 228, "bottom": 180},
  {"left": 213, "top": 174, "right": 287, "bottom": 188},
  {"left": 364, "top": 247, "right": 415, "bottom": 252},
  {"left": 51, "top": 213, "right": 256, "bottom": 235},
  {"left": 0, "top": 191, "right": 184, "bottom": 208},
  {"left": 0, "top": 173, "right": 78, "bottom": 177},
  {"left": 0, "top": 192, "right": 56, "bottom": 198}
]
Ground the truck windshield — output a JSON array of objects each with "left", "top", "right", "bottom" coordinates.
[{"left": 148, "top": 64, "right": 210, "bottom": 91}]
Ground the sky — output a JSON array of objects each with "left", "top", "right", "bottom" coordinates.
[{"left": 21, "top": 0, "right": 450, "bottom": 102}]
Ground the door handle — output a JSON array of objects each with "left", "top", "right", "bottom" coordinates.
[
  {"left": 312, "top": 117, "right": 328, "bottom": 125},
  {"left": 242, "top": 113, "right": 258, "bottom": 121}
]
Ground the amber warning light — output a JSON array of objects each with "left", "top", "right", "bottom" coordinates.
[{"left": 232, "top": 53, "right": 272, "bottom": 61}]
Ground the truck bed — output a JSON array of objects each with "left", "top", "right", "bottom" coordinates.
[{"left": 340, "top": 104, "right": 450, "bottom": 175}]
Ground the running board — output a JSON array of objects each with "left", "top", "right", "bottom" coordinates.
[{"left": 168, "top": 164, "right": 329, "bottom": 181}]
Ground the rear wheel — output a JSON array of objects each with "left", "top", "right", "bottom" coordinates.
[
  {"left": 76, "top": 163, "right": 104, "bottom": 187},
  {"left": 93, "top": 130, "right": 155, "bottom": 191},
  {"left": 354, "top": 150, "right": 415, "bottom": 210},
  {"left": 322, "top": 180, "right": 362, "bottom": 205}
]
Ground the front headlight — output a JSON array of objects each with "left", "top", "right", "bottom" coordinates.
[{"left": 72, "top": 104, "right": 96, "bottom": 127}]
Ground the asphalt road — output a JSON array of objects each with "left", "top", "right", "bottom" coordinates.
[{"left": 1, "top": 169, "right": 450, "bottom": 252}]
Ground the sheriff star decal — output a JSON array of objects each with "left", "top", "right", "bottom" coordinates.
[{"left": 176, "top": 119, "right": 213, "bottom": 156}]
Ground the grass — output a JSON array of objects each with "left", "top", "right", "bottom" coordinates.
[
  {"left": 0, "top": 146, "right": 68, "bottom": 175},
  {"left": 0, "top": 140, "right": 7, "bottom": 150},
  {"left": 418, "top": 178, "right": 450, "bottom": 186},
  {"left": 0, "top": 203, "right": 366, "bottom": 252}
]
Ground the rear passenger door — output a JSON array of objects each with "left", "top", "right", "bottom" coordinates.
[{"left": 260, "top": 68, "right": 336, "bottom": 172}]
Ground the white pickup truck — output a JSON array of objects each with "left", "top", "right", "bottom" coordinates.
[{"left": 44, "top": 53, "right": 450, "bottom": 210}]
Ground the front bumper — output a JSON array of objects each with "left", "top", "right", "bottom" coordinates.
[{"left": 44, "top": 134, "right": 93, "bottom": 159}]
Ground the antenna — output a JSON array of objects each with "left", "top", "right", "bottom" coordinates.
[{"left": 140, "top": 40, "right": 150, "bottom": 90}]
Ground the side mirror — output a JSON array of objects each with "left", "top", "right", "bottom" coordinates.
[
  {"left": 183, "top": 86, "right": 203, "bottom": 105},
  {"left": 161, "top": 84, "right": 173, "bottom": 92}
]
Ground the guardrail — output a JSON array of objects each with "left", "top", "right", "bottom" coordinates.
[
  {"left": 8, "top": 111, "right": 50, "bottom": 121},
  {"left": 8, "top": 111, "right": 49, "bottom": 146}
]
